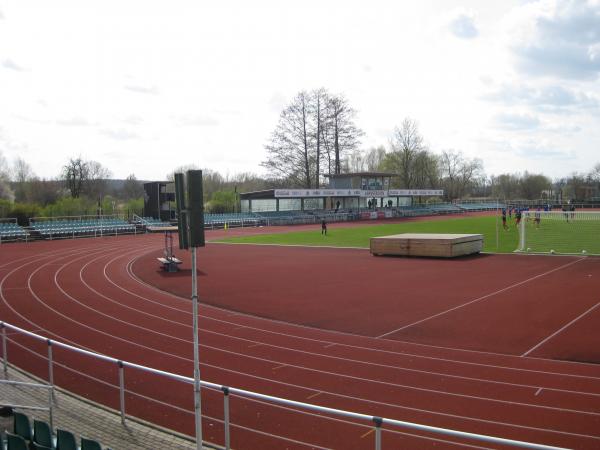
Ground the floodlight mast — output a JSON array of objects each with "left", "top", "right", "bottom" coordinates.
[{"left": 175, "top": 171, "right": 205, "bottom": 450}]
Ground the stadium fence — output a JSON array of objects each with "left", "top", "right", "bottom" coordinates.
[{"left": 1, "top": 322, "right": 566, "bottom": 450}]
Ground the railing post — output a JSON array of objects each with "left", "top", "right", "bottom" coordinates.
[
  {"left": 118, "top": 360, "right": 125, "bottom": 424},
  {"left": 47, "top": 340, "right": 54, "bottom": 431},
  {"left": 47, "top": 339, "right": 55, "bottom": 400},
  {"left": 222, "top": 386, "right": 230, "bottom": 450},
  {"left": 373, "top": 416, "right": 382, "bottom": 450},
  {"left": 1, "top": 324, "right": 7, "bottom": 376}
]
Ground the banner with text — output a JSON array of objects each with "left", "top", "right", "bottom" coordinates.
[{"left": 275, "top": 189, "right": 443, "bottom": 198}]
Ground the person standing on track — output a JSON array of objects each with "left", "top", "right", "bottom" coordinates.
[{"left": 321, "top": 219, "right": 327, "bottom": 235}]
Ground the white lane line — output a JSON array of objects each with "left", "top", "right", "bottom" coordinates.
[
  {"left": 522, "top": 301, "right": 600, "bottom": 357},
  {"left": 123, "top": 249, "right": 600, "bottom": 379},
  {"left": 535, "top": 388, "right": 543, "bottom": 396},
  {"left": 377, "top": 257, "right": 585, "bottom": 338}
]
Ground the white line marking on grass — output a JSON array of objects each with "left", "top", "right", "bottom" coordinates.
[
  {"left": 377, "top": 258, "right": 585, "bottom": 338},
  {"left": 522, "top": 301, "right": 600, "bottom": 357}
]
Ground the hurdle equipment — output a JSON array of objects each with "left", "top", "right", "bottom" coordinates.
[
  {"left": 370, "top": 233, "right": 483, "bottom": 258},
  {"left": 517, "top": 211, "right": 600, "bottom": 255}
]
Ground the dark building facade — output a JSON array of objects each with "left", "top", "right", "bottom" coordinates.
[{"left": 143, "top": 181, "right": 175, "bottom": 221}]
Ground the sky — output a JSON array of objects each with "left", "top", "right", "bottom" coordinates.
[{"left": 0, "top": 0, "right": 599, "bottom": 181}]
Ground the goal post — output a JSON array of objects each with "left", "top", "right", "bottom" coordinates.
[{"left": 517, "top": 210, "right": 600, "bottom": 255}]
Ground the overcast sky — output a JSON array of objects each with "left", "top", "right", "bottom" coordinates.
[{"left": 1, "top": 0, "right": 599, "bottom": 181}]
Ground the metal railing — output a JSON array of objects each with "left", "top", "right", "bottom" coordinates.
[{"left": 0, "top": 321, "right": 568, "bottom": 450}]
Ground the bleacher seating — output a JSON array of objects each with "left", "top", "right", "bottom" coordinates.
[
  {"left": 0, "top": 222, "right": 28, "bottom": 241},
  {"left": 428, "top": 203, "right": 463, "bottom": 214},
  {"left": 204, "top": 212, "right": 261, "bottom": 227},
  {"left": 30, "top": 219, "right": 135, "bottom": 238},
  {"left": 456, "top": 202, "right": 505, "bottom": 211},
  {"left": 7, "top": 410, "right": 110, "bottom": 450},
  {"left": 135, "top": 217, "right": 173, "bottom": 228}
]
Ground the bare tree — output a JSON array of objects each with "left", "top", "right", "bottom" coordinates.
[
  {"left": 0, "top": 150, "right": 8, "bottom": 181},
  {"left": 62, "top": 157, "right": 89, "bottom": 198},
  {"left": 385, "top": 118, "right": 426, "bottom": 188},
  {"left": 11, "top": 157, "right": 35, "bottom": 202},
  {"left": 438, "top": 150, "right": 483, "bottom": 200},
  {"left": 519, "top": 172, "right": 551, "bottom": 199},
  {"left": 363, "top": 146, "right": 387, "bottom": 172},
  {"left": 262, "top": 91, "right": 313, "bottom": 188},
  {"left": 0, "top": 151, "right": 14, "bottom": 201},
  {"left": 85, "top": 160, "right": 111, "bottom": 200},
  {"left": 122, "top": 174, "right": 144, "bottom": 199},
  {"left": 325, "top": 94, "right": 363, "bottom": 174}
]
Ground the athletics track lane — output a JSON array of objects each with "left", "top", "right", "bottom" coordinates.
[{"left": 0, "top": 234, "right": 599, "bottom": 448}]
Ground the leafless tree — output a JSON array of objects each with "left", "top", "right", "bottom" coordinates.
[
  {"left": 519, "top": 172, "right": 552, "bottom": 199},
  {"left": 122, "top": 174, "right": 144, "bottom": 199},
  {"left": 11, "top": 157, "right": 35, "bottom": 202},
  {"left": 438, "top": 150, "right": 483, "bottom": 200},
  {"left": 363, "top": 146, "right": 387, "bottom": 172},
  {"left": 62, "top": 157, "right": 89, "bottom": 198},
  {"left": 386, "top": 118, "right": 426, "bottom": 188},
  {"left": 263, "top": 90, "right": 363, "bottom": 187},
  {"left": 262, "top": 91, "right": 313, "bottom": 188},
  {"left": 325, "top": 94, "right": 363, "bottom": 175},
  {"left": 85, "top": 160, "right": 111, "bottom": 200}
]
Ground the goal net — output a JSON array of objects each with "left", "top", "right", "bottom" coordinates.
[{"left": 517, "top": 210, "right": 600, "bottom": 255}]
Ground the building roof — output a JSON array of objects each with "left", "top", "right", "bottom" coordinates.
[
  {"left": 239, "top": 189, "right": 277, "bottom": 199},
  {"left": 326, "top": 172, "right": 397, "bottom": 178}
]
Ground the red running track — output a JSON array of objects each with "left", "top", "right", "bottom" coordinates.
[{"left": 0, "top": 230, "right": 599, "bottom": 449}]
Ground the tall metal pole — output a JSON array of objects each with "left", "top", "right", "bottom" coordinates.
[{"left": 192, "top": 246, "right": 203, "bottom": 449}]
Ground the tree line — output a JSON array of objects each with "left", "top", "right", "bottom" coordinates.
[
  {"left": 262, "top": 91, "right": 600, "bottom": 202},
  {"left": 2, "top": 87, "right": 600, "bottom": 222}
]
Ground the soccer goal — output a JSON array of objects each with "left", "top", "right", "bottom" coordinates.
[{"left": 517, "top": 210, "right": 600, "bottom": 255}]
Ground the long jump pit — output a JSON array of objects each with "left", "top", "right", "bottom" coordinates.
[{"left": 370, "top": 233, "right": 483, "bottom": 258}]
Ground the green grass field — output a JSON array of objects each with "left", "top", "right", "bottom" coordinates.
[{"left": 216, "top": 215, "right": 521, "bottom": 253}]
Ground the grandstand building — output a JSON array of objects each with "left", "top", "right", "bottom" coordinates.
[{"left": 240, "top": 172, "right": 443, "bottom": 213}]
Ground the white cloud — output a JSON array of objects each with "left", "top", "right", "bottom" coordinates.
[
  {"left": 124, "top": 84, "right": 159, "bottom": 95},
  {"left": 2, "top": 59, "right": 25, "bottom": 71},
  {"left": 173, "top": 114, "right": 219, "bottom": 127},
  {"left": 56, "top": 117, "right": 94, "bottom": 127},
  {"left": 99, "top": 128, "right": 139, "bottom": 140}
]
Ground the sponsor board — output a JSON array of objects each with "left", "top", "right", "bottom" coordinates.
[{"left": 275, "top": 189, "right": 443, "bottom": 198}]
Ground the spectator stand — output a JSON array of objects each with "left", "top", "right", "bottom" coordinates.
[
  {"left": 0, "top": 219, "right": 28, "bottom": 244},
  {"left": 28, "top": 215, "right": 135, "bottom": 241}
]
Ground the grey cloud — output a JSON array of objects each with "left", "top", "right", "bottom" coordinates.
[
  {"left": 494, "top": 112, "right": 540, "bottom": 130},
  {"left": 514, "top": 43, "right": 600, "bottom": 79},
  {"left": 484, "top": 83, "right": 599, "bottom": 113},
  {"left": 99, "top": 128, "right": 139, "bottom": 140},
  {"left": 511, "top": 1, "right": 600, "bottom": 79},
  {"left": 449, "top": 14, "right": 478, "bottom": 39},
  {"left": 514, "top": 142, "right": 574, "bottom": 160},
  {"left": 124, "top": 85, "right": 159, "bottom": 95},
  {"left": 2, "top": 59, "right": 25, "bottom": 71}
]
